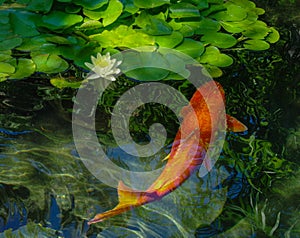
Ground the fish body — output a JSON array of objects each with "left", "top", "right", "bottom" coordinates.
[{"left": 88, "top": 81, "right": 247, "bottom": 224}]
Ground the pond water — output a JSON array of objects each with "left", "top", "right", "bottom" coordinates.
[{"left": 1, "top": 1, "right": 300, "bottom": 238}]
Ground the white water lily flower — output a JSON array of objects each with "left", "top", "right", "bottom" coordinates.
[{"left": 85, "top": 52, "right": 122, "bottom": 81}]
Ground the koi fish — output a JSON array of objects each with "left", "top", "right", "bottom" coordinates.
[{"left": 88, "top": 81, "right": 247, "bottom": 224}]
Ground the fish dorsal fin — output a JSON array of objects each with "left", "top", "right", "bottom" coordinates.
[{"left": 226, "top": 114, "right": 248, "bottom": 132}]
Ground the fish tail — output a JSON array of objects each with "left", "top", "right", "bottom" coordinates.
[{"left": 88, "top": 181, "right": 144, "bottom": 224}]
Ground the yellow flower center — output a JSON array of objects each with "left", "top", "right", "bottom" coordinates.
[{"left": 95, "top": 58, "right": 109, "bottom": 67}]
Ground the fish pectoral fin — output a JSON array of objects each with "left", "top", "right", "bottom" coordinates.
[{"left": 226, "top": 114, "right": 248, "bottom": 132}]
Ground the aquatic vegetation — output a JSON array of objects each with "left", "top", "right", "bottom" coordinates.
[{"left": 0, "top": 0, "right": 280, "bottom": 83}]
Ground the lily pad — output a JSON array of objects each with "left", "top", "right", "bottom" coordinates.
[
  {"left": 175, "top": 38, "right": 204, "bottom": 58},
  {"left": 50, "top": 77, "right": 82, "bottom": 89},
  {"left": 169, "top": 3, "right": 200, "bottom": 18},
  {"left": 134, "top": 0, "right": 170, "bottom": 8},
  {"left": 211, "top": 3, "right": 247, "bottom": 22},
  {"left": 32, "top": 54, "right": 69, "bottom": 74},
  {"left": 0, "top": 37, "right": 22, "bottom": 51},
  {"left": 26, "top": 0, "right": 53, "bottom": 13},
  {"left": 0, "top": 50, "right": 12, "bottom": 62},
  {"left": 122, "top": 51, "right": 169, "bottom": 81},
  {"left": 90, "top": 25, "right": 155, "bottom": 48},
  {"left": 243, "top": 21, "right": 269, "bottom": 39},
  {"left": 40, "top": 11, "right": 83, "bottom": 30},
  {"left": 203, "top": 64, "right": 223, "bottom": 77},
  {"left": 199, "top": 46, "right": 233, "bottom": 67},
  {"left": 10, "top": 11, "right": 40, "bottom": 37},
  {"left": 103, "top": 0, "right": 123, "bottom": 26},
  {"left": 195, "top": 18, "right": 221, "bottom": 35},
  {"left": 77, "top": 19, "right": 103, "bottom": 30},
  {"left": 154, "top": 31, "right": 183, "bottom": 48},
  {"left": 201, "top": 32, "right": 237, "bottom": 48},
  {"left": 266, "top": 27, "right": 280, "bottom": 43},
  {"left": 0, "top": 62, "right": 15, "bottom": 74},
  {"left": 243, "top": 39, "right": 270, "bottom": 51},
  {"left": 136, "top": 12, "right": 172, "bottom": 36},
  {"left": 73, "top": 0, "right": 108, "bottom": 10},
  {"left": 9, "top": 59, "right": 36, "bottom": 79}
]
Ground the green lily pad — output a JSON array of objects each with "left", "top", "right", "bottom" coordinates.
[
  {"left": 203, "top": 64, "right": 223, "bottom": 77},
  {"left": 0, "top": 11, "right": 9, "bottom": 24},
  {"left": 230, "top": 0, "right": 256, "bottom": 9},
  {"left": 0, "top": 62, "right": 15, "bottom": 74},
  {"left": 175, "top": 38, "right": 204, "bottom": 58},
  {"left": 45, "top": 36, "right": 73, "bottom": 45},
  {"left": 243, "top": 21, "right": 269, "bottom": 39},
  {"left": 40, "top": 11, "right": 83, "bottom": 30},
  {"left": 50, "top": 77, "right": 82, "bottom": 89},
  {"left": 179, "top": 24, "right": 195, "bottom": 37},
  {"left": 266, "top": 27, "right": 280, "bottom": 43},
  {"left": 26, "top": 0, "right": 53, "bottom": 12},
  {"left": 199, "top": 46, "right": 233, "bottom": 67},
  {"left": 0, "top": 73, "right": 10, "bottom": 82},
  {"left": 0, "top": 37, "right": 22, "bottom": 51},
  {"left": 154, "top": 31, "right": 183, "bottom": 48},
  {"left": 134, "top": 0, "right": 170, "bottom": 8},
  {"left": 9, "top": 59, "right": 36, "bottom": 79},
  {"left": 201, "top": 32, "right": 237, "bottom": 48},
  {"left": 136, "top": 12, "right": 172, "bottom": 36},
  {"left": 211, "top": 3, "right": 247, "bottom": 22},
  {"left": 0, "top": 50, "right": 12, "bottom": 62},
  {"left": 243, "top": 39, "right": 270, "bottom": 50},
  {"left": 32, "top": 54, "right": 69, "bottom": 74},
  {"left": 169, "top": 3, "right": 200, "bottom": 18},
  {"left": 195, "top": 18, "right": 220, "bottom": 35},
  {"left": 123, "top": 0, "right": 139, "bottom": 14},
  {"left": 102, "top": 0, "right": 123, "bottom": 26},
  {"left": 220, "top": 21, "right": 245, "bottom": 33},
  {"left": 122, "top": 51, "right": 169, "bottom": 81},
  {"left": 10, "top": 11, "right": 40, "bottom": 37},
  {"left": 73, "top": 0, "right": 108, "bottom": 10},
  {"left": 90, "top": 25, "right": 155, "bottom": 48},
  {"left": 77, "top": 19, "right": 103, "bottom": 30}
]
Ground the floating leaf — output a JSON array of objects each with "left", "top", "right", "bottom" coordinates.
[
  {"left": 123, "top": 0, "right": 139, "bottom": 14},
  {"left": 73, "top": 0, "right": 108, "bottom": 10},
  {"left": 77, "top": 20, "right": 103, "bottom": 30},
  {"left": 220, "top": 21, "right": 244, "bottom": 33},
  {"left": 203, "top": 64, "right": 223, "bottom": 77},
  {"left": 211, "top": 3, "right": 247, "bottom": 21},
  {"left": 40, "top": 11, "right": 83, "bottom": 30},
  {"left": 134, "top": 0, "right": 170, "bottom": 8},
  {"left": 175, "top": 38, "right": 204, "bottom": 58},
  {"left": 266, "top": 27, "right": 280, "bottom": 43},
  {"left": 136, "top": 12, "right": 172, "bottom": 35},
  {"left": 26, "top": 0, "right": 53, "bottom": 13},
  {"left": 0, "top": 37, "right": 22, "bottom": 51},
  {"left": 102, "top": 0, "right": 123, "bottom": 26},
  {"left": 121, "top": 51, "right": 169, "bottom": 81},
  {"left": 0, "top": 62, "right": 15, "bottom": 74},
  {"left": 243, "top": 21, "right": 269, "bottom": 39},
  {"left": 243, "top": 39, "right": 270, "bottom": 51},
  {"left": 9, "top": 59, "right": 36, "bottom": 79},
  {"left": 195, "top": 18, "right": 220, "bottom": 34},
  {"left": 50, "top": 77, "right": 82, "bottom": 89},
  {"left": 10, "top": 11, "right": 40, "bottom": 37},
  {"left": 199, "top": 46, "right": 233, "bottom": 67},
  {"left": 169, "top": 3, "right": 200, "bottom": 18},
  {"left": 154, "top": 31, "right": 183, "bottom": 48},
  {"left": 32, "top": 54, "right": 69, "bottom": 74},
  {"left": 90, "top": 25, "right": 155, "bottom": 48},
  {"left": 201, "top": 32, "right": 237, "bottom": 48},
  {"left": 45, "top": 36, "right": 73, "bottom": 45},
  {"left": 0, "top": 50, "right": 12, "bottom": 61}
]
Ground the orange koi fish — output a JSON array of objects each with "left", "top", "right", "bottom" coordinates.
[{"left": 88, "top": 81, "right": 247, "bottom": 224}]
